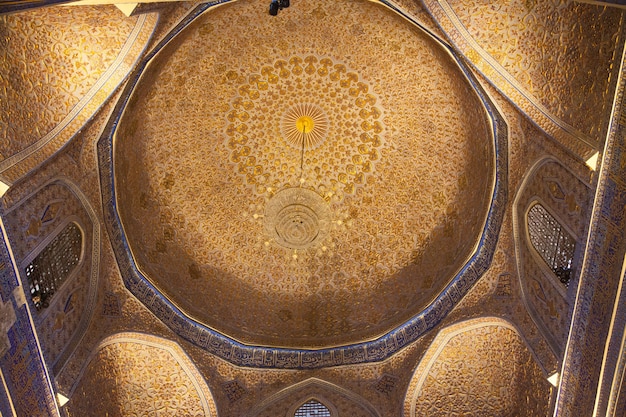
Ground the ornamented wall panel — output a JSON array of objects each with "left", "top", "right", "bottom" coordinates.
[
  {"left": 422, "top": 0, "right": 625, "bottom": 156},
  {"left": 514, "top": 159, "right": 592, "bottom": 355},
  {"left": 68, "top": 333, "right": 217, "bottom": 417},
  {"left": 0, "top": 6, "right": 157, "bottom": 182},
  {"left": 2, "top": 180, "right": 96, "bottom": 370},
  {"left": 555, "top": 47, "right": 626, "bottom": 416},
  {"left": 405, "top": 319, "right": 551, "bottom": 416}
]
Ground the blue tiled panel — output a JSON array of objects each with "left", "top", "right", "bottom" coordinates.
[
  {"left": 0, "top": 225, "right": 57, "bottom": 416},
  {"left": 0, "top": 367, "right": 12, "bottom": 417}
]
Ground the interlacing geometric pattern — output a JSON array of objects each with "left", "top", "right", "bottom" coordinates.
[
  {"left": 406, "top": 320, "right": 551, "bottom": 416},
  {"left": 24, "top": 222, "right": 81, "bottom": 309},
  {"left": 224, "top": 55, "right": 384, "bottom": 197},
  {"left": 67, "top": 334, "right": 217, "bottom": 416},
  {"left": 103, "top": 0, "right": 507, "bottom": 359},
  {"left": 294, "top": 400, "right": 331, "bottom": 416},
  {"left": 527, "top": 203, "right": 575, "bottom": 285}
]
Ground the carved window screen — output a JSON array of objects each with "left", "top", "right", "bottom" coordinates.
[
  {"left": 24, "top": 222, "right": 82, "bottom": 310},
  {"left": 527, "top": 203, "right": 575, "bottom": 285},
  {"left": 294, "top": 400, "right": 331, "bottom": 417}
]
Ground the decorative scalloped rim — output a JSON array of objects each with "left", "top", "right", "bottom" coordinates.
[{"left": 97, "top": 0, "right": 508, "bottom": 369}]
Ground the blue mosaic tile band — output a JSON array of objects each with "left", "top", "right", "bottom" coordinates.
[
  {"left": 0, "top": 224, "right": 58, "bottom": 415},
  {"left": 97, "top": 0, "right": 508, "bottom": 369},
  {"left": 0, "top": 378, "right": 11, "bottom": 417}
]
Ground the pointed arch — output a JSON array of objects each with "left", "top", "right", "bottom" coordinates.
[
  {"left": 249, "top": 377, "right": 380, "bottom": 417},
  {"left": 3, "top": 177, "right": 100, "bottom": 375},
  {"left": 68, "top": 332, "right": 218, "bottom": 416},
  {"left": 512, "top": 157, "right": 592, "bottom": 356},
  {"left": 404, "top": 317, "right": 552, "bottom": 417}
]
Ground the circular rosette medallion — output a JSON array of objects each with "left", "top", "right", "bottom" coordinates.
[
  {"left": 264, "top": 188, "right": 331, "bottom": 250},
  {"left": 281, "top": 103, "right": 329, "bottom": 150}
]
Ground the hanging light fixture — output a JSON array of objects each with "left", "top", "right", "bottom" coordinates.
[{"left": 263, "top": 104, "right": 331, "bottom": 253}]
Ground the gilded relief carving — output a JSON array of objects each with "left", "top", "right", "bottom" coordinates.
[
  {"left": 0, "top": 0, "right": 606, "bottom": 415},
  {"left": 251, "top": 378, "right": 379, "bottom": 417},
  {"left": 224, "top": 55, "right": 385, "bottom": 198},
  {"left": 406, "top": 320, "right": 551, "bottom": 416},
  {"left": 0, "top": 6, "right": 136, "bottom": 158},
  {"left": 113, "top": 0, "right": 494, "bottom": 347},
  {"left": 68, "top": 334, "right": 217, "bottom": 417},
  {"left": 0, "top": 6, "right": 157, "bottom": 182},
  {"left": 513, "top": 159, "right": 592, "bottom": 354},
  {"left": 422, "top": 0, "right": 624, "bottom": 156}
]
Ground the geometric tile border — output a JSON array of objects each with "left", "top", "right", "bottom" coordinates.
[
  {"left": 97, "top": 0, "right": 508, "bottom": 369},
  {"left": 0, "top": 219, "right": 59, "bottom": 416}
]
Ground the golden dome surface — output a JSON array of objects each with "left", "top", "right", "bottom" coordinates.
[{"left": 114, "top": 0, "right": 494, "bottom": 348}]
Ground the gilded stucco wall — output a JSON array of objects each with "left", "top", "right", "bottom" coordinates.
[
  {"left": 251, "top": 379, "right": 378, "bottom": 417},
  {"left": 422, "top": 0, "right": 625, "bottom": 157},
  {"left": 0, "top": 0, "right": 602, "bottom": 415},
  {"left": 0, "top": 6, "right": 135, "bottom": 156},
  {"left": 2, "top": 181, "right": 97, "bottom": 370},
  {"left": 406, "top": 320, "right": 552, "bottom": 416},
  {"left": 67, "top": 333, "right": 218, "bottom": 416},
  {"left": 514, "top": 159, "right": 592, "bottom": 355},
  {"left": 555, "top": 40, "right": 626, "bottom": 416},
  {"left": 60, "top": 3, "right": 559, "bottom": 415},
  {"left": 0, "top": 6, "right": 157, "bottom": 182}
]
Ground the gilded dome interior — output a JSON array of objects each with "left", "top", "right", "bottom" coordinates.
[
  {"left": 4, "top": 0, "right": 626, "bottom": 415},
  {"left": 114, "top": 0, "right": 494, "bottom": 348}
]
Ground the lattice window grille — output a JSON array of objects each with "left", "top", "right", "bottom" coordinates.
[
  {"left": 527, "top": 204, "right": 575, "bottom": 286},
  {"left": 24, "top": 222, "right": 82, "bottom": 310},
  {"left": 294, "top": 400, "right": 331, "bottom": 417}
]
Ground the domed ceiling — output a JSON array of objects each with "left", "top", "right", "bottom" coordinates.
[{"left": 112, "top": 0, "right": 494, "bottom": 348}]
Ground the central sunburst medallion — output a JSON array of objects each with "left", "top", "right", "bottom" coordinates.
[
  {"left": 112, "top": 0, "right": 499, "bottom": 352},
  {"left": 224, "top": 55, "right": 385, "bottom": 198},
  {"left": 264, "top": 187, "right": 331, "bottom": 250},
  {"left": 281, "top": 103, "right": 329, "bottom": 150}
]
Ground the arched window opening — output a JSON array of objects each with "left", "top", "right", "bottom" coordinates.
[
  {"left": 24, "top": 222, "right": 82, "bottom": 310},
  {"left": 527, "top": 203, "right": 575, "bottom": 286},
  {"left": 294, "top": 399, "right": 331, "bottom": 417}
]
